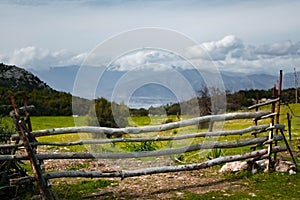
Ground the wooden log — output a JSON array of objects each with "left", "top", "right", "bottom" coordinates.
[
  {"left": 267, "top": 84, "right": 277, "bottom": 172},
  {"left": 279, "top": 129, "right": 297, "bottom": 165},
  {"left": 13, "top": 136, "right": 283, "bottom": 161},
  {"left": 254, "top": 112, "right": 277, "bottom": 120},
  {"left": 263, "top": 139, "right": 274, "bottom": 145},
  {"left": 266, "top": 124, "right": 285, "bottom": 131},
  {"left": 12, "top": 111, "right": 270, "bottom": 140},
  {"left": 0, "top": 155, "right": 16, "bottom": 160},
  {"left": 32, "top": 124, "right": 270, "bottom": 147},
  {"left": 248, "top": 98, "right": 280, "bottom": 110},
  {"left": 0, "top": 143, "right": 21, "bottom": 149},
  {"left": 273, "top": 70, "right": 283, "bottom": 162},
  {"left": 43, "top": 146, "right": 287, "bottom": 179},
  {"left": 18, "top": 121, "right": 57, "bottom": 200},
  {"left": 10, "top": 176, "right": 35, "bottom": 185},
  {"left": 287, "top": 113, "right": 292, "bottom": 141},
  {"left": 19, "top": 105, "right": 35, "bottom": 112}
]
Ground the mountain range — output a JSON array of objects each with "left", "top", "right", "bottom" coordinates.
[
  {"left": 1, "top": 64, "right": 298, "bottom": 109},
  {"left": 27, "top": 65, "right": 297, "bottom": 108},
  {"left": 29, "top": 65, "right": 296, "bottom": 91}
]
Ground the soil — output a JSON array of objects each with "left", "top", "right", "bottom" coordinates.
[{"left": 88, "top": 170, "right": 245, "bottom": 200}]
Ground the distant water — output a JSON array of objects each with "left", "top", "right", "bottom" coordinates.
[{"left": 127, "top": 96, "right": 177, "bottom": 109}]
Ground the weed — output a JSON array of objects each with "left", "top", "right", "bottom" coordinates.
[
  {"left": 173, "top": 128, "right": 178, "bottom": 134},
  {"left": 207, "top": 148, "right": 223, "bottom": 160},
  {"left": 164, "top": 118, "right": 174, "bottom": 124},
  {"left": 121, "top": 141, "right": 159, "bottom": 152},
  {"left": 0, "top": 118, "right": 15, "bottom": 144}
]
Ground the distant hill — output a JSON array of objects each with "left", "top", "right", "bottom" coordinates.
[
  {"left": 0, "top": 63, "right": 49, "bottom": 90},
  {"left": 0, "top": 63, "right": 78, "bottom": 116}
]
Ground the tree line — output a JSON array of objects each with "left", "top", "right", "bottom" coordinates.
[{"left": 0, "top": 85, "right": 298, "bottom": 128}]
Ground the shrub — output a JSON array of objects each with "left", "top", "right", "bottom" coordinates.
[{"left": 121, "top": 141, "right": 158, "bottom": 152}]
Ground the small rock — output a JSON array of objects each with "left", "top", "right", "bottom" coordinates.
[
  {"left": 251, "top": 168, "right": 258, "bottom": 175},
  {"left": 275, "top": 160, "right": 296, "bottom": 173},
  {"left": 219, "top": 161, "right": 248, "bottom": 173},
  {"left": 176, "top": 192, "right": 184, "bottom": 196},
  {"left": 249, "top": 193, "right": 256, "bottom": 197},
  {"left": 289, "top": 169, "right": 296, "bottom": 175},
  {"left": 31, "top": 195, "right": 41, "bottom": 200},
  {"left": 256, "top": 159, "right": 268, "bottom": 170}
]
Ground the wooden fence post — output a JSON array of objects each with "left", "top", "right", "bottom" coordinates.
[
  {"left": 274, "top": 70, "right": 283, "bottom": 162},
  {"left": 11, "top": 95, "right": 57, "bottom": 200},
  {"left": 267, "top": 84, "right": 276, "bottom": 172},
  {"left": 279, "top": 129, "right": 297, "bottom": 165},
  {"left": 287, "top": 112, "right": 292, "bottom": 141},
  {"left": 22, "top": 93, "right": 32, "bottom": 132}
]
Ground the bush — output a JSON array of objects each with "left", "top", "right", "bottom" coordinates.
[{"left": 121, "top": 141, "right": 158, "bottom": 152}]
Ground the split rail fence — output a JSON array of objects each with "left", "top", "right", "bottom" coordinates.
[{"left": 0, "top": 71, "right": 297, "bottom": 200}]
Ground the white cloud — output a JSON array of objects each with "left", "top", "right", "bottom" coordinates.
[
  {"left": 109, "top": 50, "right": 179, "bottom": 71},
  {"left": 184, "top": 35, "right": 300, "bottom": 73},
  {"left": 186, "top": 35, "right": 244, "bottom": 61},
  {"left": 2, "top": 46, "right": 85, "bottom": 69},
  {"left": 10, "top": 46, "right": 48, "bottom": 66},
  {"left": 60, "top": 53, "right": 88, "bottom": 66},
  {"left": 255, "top": 40, "right": 299, "bottom": 57},
  {"left": 1, "top": 35, "right": 299, "bottom": 74}
]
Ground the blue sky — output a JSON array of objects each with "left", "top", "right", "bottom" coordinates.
[{"left": 0, "top": 0, "right": 299, "bottom": 74}]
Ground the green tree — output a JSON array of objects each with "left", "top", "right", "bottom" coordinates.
[{"left": 88, "top": 98, "right": 129, "bottom": 128}]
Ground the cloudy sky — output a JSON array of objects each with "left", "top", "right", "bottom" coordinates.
[{"left": 0, "top": 0, "right": 299, "bottom": 74}]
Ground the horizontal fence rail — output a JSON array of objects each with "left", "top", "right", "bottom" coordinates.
[
  {"left": 11, "top": 111, "right": 271, "bottom": 140},
  {"left": 248, "top": 98, "right": 280, "bottom": 110}
]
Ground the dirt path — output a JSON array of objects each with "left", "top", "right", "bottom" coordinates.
[{"left": 87, "top": 170, "right": 245, "bottom": 200}]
